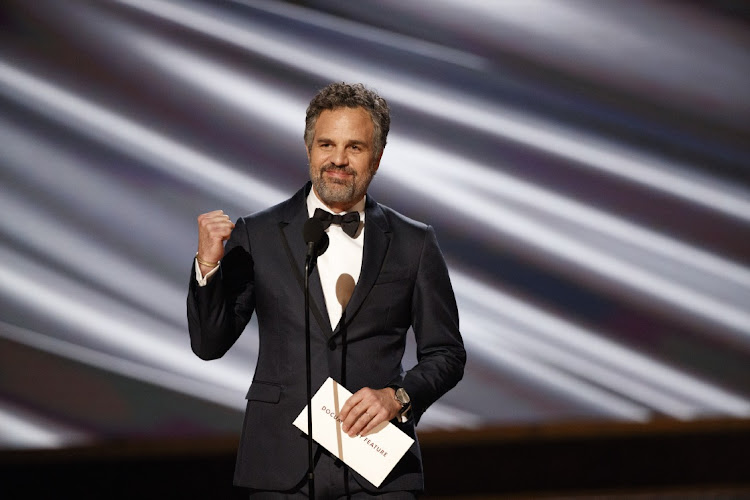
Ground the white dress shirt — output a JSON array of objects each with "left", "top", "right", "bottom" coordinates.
[{"left": 306, "top": 190, "right": 365, "bottom": 329}]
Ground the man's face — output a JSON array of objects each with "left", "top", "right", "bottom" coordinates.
[{"left": 308, "top": 107, "right": 381, "bottom": 212}]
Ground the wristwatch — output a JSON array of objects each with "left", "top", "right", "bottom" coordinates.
[{"left": 390, "top": 386, "right": 412, "bottom": 423}]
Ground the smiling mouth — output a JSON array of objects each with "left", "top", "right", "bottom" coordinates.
[
  {"left": 326, "top": 170, "right": 351, "bottom": 178},
  {"left": 322, "top": 168, "right": 354, "bottom": 181}
]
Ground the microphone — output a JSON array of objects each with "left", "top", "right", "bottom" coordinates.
[{"left": 303, "top": 217, "right": 329, "bottom": 264}]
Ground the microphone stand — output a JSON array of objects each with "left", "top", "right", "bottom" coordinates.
[
  {"left": 304, "top": 251, "right": 316, "bottom": 500},
  {"left": 302, "top": 218, "right": 325, "bottom": 500}
]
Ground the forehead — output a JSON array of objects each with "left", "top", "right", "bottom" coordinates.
[{"left": 314, "top": 107, "right": 374, "bottom": 141}]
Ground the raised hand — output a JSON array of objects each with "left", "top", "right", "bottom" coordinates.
[{"left": 196, "top": 210, "right": 235, "bottom": 274}]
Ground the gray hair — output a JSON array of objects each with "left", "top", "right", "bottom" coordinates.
[{"left": 304, "top": 82, "right": 390, "bottom": 160}]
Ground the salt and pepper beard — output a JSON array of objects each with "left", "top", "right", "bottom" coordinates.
[{"left": 310, "top": 162, "right": 376, "bottom": 210}]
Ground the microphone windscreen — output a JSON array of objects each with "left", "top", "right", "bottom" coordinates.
[{"left": 303, "top": 217, "right": 325, "bottom": 245}]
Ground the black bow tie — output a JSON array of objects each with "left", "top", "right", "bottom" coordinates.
[{"left": 313, "top": 208, "right": 361, "bottom": 238}]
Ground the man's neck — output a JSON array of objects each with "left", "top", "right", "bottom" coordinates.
[{"left": 311, "top": 186, "right": 365, "bottom": 214}]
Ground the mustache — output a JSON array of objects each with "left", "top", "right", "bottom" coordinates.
[{"left": 320, "top": 164, "right": 356, "bottom": 176}]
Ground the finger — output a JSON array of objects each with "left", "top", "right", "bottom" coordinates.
[
  {"left": 342, "top": 402, "right": 369, "bottom": 436},
  {"left": 204, "top": 221, "right": 235, "bottom": 237},
  {"left": 201, "top": 218, "right": 235, "bottom": 239},
  {"left": 198, "top": 211, "right": 233, "bottom": 228},
  {"left": 338, "top": 392, "right": 363, "bottom": 422},
  {"left": 207, "top": 212, "right": 232, "bottom": 221},
  {"left": 359, "top": 408, "right": 387, "bottom": 437},
  {"left": 345, "top": 407, "right": 372, "bottom": 437},
  {"left": 201, "top": 216, "right": 234, "bottom": 230},
  {"left": 199, "top": 209, "right": 227, "bottom": 219}
]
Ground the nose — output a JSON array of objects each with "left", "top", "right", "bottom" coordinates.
[{"left": 331, "top": 146, "right": 349, "bottom": 167}]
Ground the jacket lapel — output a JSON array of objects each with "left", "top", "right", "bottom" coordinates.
[
  {"left": 334, "top": 195, "right": 390, "bottom": 336},
  {"left": 278, "top": 183, "right": 333, "bottom": 340}
]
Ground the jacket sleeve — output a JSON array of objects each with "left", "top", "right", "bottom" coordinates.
[
  {"left": 402, "top": 225, "right": 466, "bottom": 424},
  {"left": 186, "top": 217, "right": 256, "bottom": 360}
]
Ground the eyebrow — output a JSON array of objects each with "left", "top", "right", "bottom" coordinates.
[{"left": 315, "top": 138, "right": 369, "bottom": 147}]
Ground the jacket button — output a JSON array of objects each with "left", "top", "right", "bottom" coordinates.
[{"left": 328, "top": 339, "right": 336, "bottom": 350}]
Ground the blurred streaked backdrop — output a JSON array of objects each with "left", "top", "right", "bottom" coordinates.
[{"left": 0, "top": 0, "right": 749, "bottom": 450}]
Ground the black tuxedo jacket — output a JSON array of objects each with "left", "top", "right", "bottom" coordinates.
[{"left": 187, "top": 183, "right": 465, "bottom": 492}]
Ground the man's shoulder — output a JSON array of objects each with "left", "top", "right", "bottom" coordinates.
[
  {"left": 373, "top": 200, "right": 430, "bottom": 233},
  {"left": 238, "top": 185, "right": 307, "bottom": 226},
  {"left": 244, "top": 197, "right": 294, "bottom": 221}
]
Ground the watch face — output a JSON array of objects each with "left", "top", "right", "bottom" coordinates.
[{"left": 396, "top": 387, "right": 410, "bottom": 405}]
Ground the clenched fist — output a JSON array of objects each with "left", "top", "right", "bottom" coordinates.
[{"left": 196, "top": 210, "right": 235, "bottom": 274}]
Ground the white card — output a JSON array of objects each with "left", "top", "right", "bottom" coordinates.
[{"left": 292, "top": 377, "right": 415, "bottom": 487}]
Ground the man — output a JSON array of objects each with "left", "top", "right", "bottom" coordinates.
[{"left": 187, "top": 82, "right": 465, "bottom": 498}]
